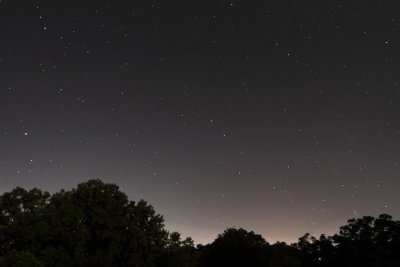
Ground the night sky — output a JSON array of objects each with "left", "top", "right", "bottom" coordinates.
[{"left": 1, "top": 0, "right": 400, "bottom": 244}]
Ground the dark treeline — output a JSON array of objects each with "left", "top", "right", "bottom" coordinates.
[{"left": 0, "top": 180, "right": 399, "bottom": 267}]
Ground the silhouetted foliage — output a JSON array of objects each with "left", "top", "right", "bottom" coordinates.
[
  {"left": 199, "top": 228, "right": 301, "bottom": 267},
  {"left": 1, "top": 180, "right": 400, "bottom": 267},
  {"left": 0, "top": 179, "right": 168, "bottom": 267},
  {"left": 0, "top": 250, "right": 44, "bottom": 267},
  {"left": 160, "top": 232, "right": 198, "bottom": 267},
  {"left": 268, "top": 242, "right": 301, "bottom": 267},
  {"left": 296, "top": 214, "right": 400, "bottom": 267},
  {"left": 332, "top": 214, "right": 400, "bottom": 267},
  {"left": 200, "top": 228, "right": 270, "bottom": 267},
  {"left": 296, "top": 233, "right": 336, "bottom": 267}
]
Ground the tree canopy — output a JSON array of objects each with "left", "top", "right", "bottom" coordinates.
[
  {"left": 0, "top": 179, "right": 168, "bottom": 267},
  {"left": 1, "top": 179, "right": 399, "bottom": 267}
]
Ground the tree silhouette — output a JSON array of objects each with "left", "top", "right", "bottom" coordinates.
[
  {"left": 0, "top": 179, "right": 168, "bottom": 267},
  {"left": 0, "top": 250, "right": 44, "bottom": 267},
  {"left": 332, "top": 214, "right": 400, "bottom": 267},
  {"left": 268, "top": 242, "right": 301, "bottom": 267},
  {"left": 201, "top": 228, "right": 270, "bottom": 267},
  {"left": 161, "top": 232, "right": 198, "bottom": 267},
  {"left": 1, "top": 180, "right": 400, "bottom": 267},
  {"left": 0, "top": 187, "right": 50, "bottom": 254},
  {"left": 296, "top": 214, "right": 400, "bottom": 267}
]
